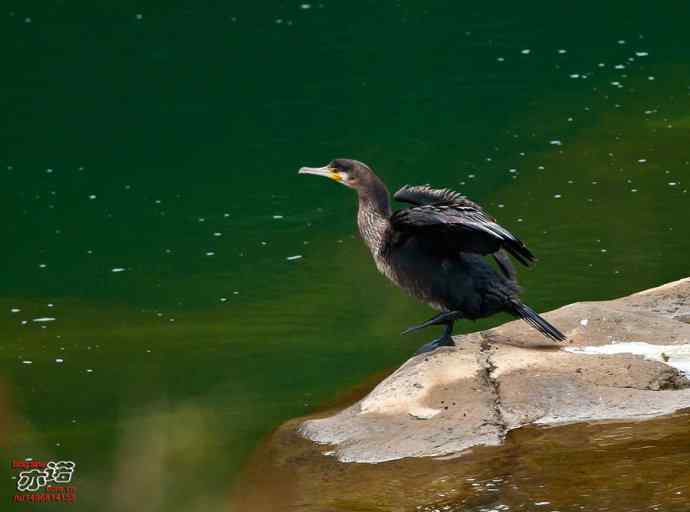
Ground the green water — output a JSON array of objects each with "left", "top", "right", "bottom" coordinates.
[{"left": 2, "top": 1, "right": 689, "bottom": 510}]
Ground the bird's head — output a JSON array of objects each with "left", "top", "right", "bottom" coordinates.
[{"left": 298, "top": 159, "right": 376, "bottom": 191}]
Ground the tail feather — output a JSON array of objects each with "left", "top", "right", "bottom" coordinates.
[{"left": 510, "top": 301, "right": 567, "bottom": 342}]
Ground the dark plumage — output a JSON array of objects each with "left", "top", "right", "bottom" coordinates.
[{"left": 299, "top": 158, "right": 566, "bottom": 353}]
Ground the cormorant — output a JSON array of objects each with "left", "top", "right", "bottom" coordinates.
[{"left": 299, "top": 159, "right": 566, "bottom": 354}]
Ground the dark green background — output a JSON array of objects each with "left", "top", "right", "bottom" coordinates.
[{"left": 2, "top": 1, "right": 689, "bottom": 510}]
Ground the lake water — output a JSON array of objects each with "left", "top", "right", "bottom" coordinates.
[{"left": 2, "top": 1, "right": 689, "bottom": 510}]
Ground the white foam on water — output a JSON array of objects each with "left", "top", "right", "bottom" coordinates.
[
  {"left": 32, "top": 317, "right": 56, "bottom": 322},
  {"left": 565, "top": 342, "right": 690, "bottom": 376}
]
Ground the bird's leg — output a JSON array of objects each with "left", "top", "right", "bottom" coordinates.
[
  {"left": 401, "top": 311, "right": 462, "bottom": 335},
  {"left": 414, "top": 322, "right": 455, "bottom": 355},
  {"left": 401, "top": 310, "right": 462, "bottom": 355}
]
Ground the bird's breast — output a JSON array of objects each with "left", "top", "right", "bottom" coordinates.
[{"left": 377, "top": 241, "right": 472, "bottom": 312}]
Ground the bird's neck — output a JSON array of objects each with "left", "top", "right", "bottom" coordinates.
[{"left": 356, "top": 180, "right": 391, "bottom": 255}]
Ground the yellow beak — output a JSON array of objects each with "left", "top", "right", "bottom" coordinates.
[{"left": 298, "top": 165, "right": 342, "bottom": 181}]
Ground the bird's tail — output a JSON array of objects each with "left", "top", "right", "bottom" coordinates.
[{"left": 510, "top": 301, "right": 567, "bottom": 342}]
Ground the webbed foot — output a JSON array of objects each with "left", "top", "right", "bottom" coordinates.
[
  {"left": 415, "top": 333, "right": 455, "bottom": 354},
  {"left": 401, "top": 311, "right": 462, "bottom": 335}
]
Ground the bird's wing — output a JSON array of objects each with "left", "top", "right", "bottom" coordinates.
[
  {"left": 389, "top": 203, "right": 535, "bottom": 266},
  {"left": 393, "top": 184, "right": 471, "bottom": 206},
  {"left": 493, "top": 249, "right": 518, "bottom": 279}
]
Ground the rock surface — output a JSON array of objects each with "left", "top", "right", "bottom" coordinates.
[{"left": 299, "top": 278, "right": 690, "bottom": 463}]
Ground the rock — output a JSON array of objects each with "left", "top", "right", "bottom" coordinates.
[{"left": 298, "top": 278, "right": 690, "bottom": 463}]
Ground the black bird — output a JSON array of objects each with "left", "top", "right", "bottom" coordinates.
[{"left": 299, "top": 159, "right": 566, "bottom": 354}]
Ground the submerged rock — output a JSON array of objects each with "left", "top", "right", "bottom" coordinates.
[{"left": 299, "top": 278, "right": 690, "bottom": 463}]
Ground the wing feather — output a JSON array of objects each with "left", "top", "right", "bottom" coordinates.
[
  {"left": 394, "top": 184, "right": 479, "bottom": 208},
  {"left": 390, "top": 202, "right": 535, "bottom": 266}
]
